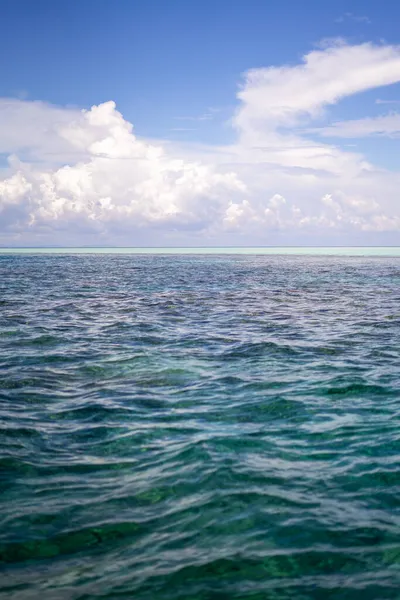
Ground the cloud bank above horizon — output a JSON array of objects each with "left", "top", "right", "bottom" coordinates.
[{"left": 1, "top": 41, "right": 400, "bottom": 246}]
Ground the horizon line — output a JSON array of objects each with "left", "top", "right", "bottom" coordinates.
[{"left": 2, "top": 245, "right": 400, "bottom": 249}]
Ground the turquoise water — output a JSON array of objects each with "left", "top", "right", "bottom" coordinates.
[
  {"left": 1, "top": 254, "right": 399, "bottom": 599},
  {"left": 1, "top": 246, "right": 400, "bottom": 255}
]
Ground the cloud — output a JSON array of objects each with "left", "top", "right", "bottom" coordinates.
[
  {"left": 0, "top": 98, "right": 82, "bottom": 163},
  {"left": 0, "top": 101, "right": 246, "bottom": 242},
  {"left": 335, "top": 12, "right": 371, "bottom": 24},
  {"left": 234, "top": 42, "right": 400, "bottom": 134},
  {"left": 376, "top": 98, "right": 400, "bottom": 104},
  {"left": 2, "top": 42, "right": 400, "bottom": 245},
  {"left": 229, "top": 41, "right": 400, "bottom": 181},
  {"left": 310, "top": 113, "right": 400, "bottom": 138},
  {"left": 227, "top": 41, "right": 400, "bottom": 236},
  {"left": 169, "top": 128, "right": 197, "bottom": 132},
  {"left": 174, "top": 113, "right": 214, "bottom": 121}
]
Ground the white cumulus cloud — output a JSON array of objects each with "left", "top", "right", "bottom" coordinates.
[{"left": 0, "top": 101, "right": 247, "bottom": 243}]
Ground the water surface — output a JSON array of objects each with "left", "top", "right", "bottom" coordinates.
[
  {"left": 1, "top": 246, "right": 400, "bottom": 256},
  {"left": 1, "top": 254, "right": 399, "bottom": 599}
]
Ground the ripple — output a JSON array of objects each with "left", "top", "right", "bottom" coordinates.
[{"left": 0, "top": 254, "right": 400, "bottom": 599}]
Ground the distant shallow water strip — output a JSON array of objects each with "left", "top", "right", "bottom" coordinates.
[{"left": 2, "top": 246, "right": 400, "bottom": 256}]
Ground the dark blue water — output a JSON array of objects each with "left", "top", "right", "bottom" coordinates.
[{"left": 1, "top": 254, "right": 399, "bottom": 599}]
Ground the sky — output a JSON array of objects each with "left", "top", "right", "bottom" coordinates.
[{"left": 1, "top": 0, "right": 400, "bottom": 246}]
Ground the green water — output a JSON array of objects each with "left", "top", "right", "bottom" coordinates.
[
  {"left": 0, "top": 253, "right": 399, "bottom": 599},
  {"left": 1, "top": 246, "right": 400, "bottom": 255}
]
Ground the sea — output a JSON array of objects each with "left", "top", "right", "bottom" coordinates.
[{"left": 0, "top": 248, "right": 399, "bottom": 599}]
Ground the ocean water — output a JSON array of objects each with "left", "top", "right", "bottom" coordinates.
[
  {"left": 0, "top": 253, "right": 399, "bottom": 600},
  {"left": 2, "top": 246, "right": 400, "bottom": 255}
]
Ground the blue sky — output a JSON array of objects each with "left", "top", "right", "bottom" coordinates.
[
  {"left": 1, "top": 0, "right": 400, "bottom": 246},
  {"left": 2, "top": 0, "right": 400, "bottom": 142}
]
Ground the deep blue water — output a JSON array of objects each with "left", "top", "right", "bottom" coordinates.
[{"left": 0, "top": 254, "right": 399, "bottom": 599}]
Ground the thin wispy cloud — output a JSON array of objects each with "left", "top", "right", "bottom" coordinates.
[
  {"left": 376, "top": 98, "right": 400, "bottom": 104},
  {"left": 169, "top": 127, "right": 197, "bottom": 132},
  {"left": 335, "top": 12, "right": 371, "bottom": 24},
  {"left": 174, "top": 113, "right": 213, "bottom": 122},
  {"left": 309, "top": 113, "right": 400, "bottom": 138}
]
